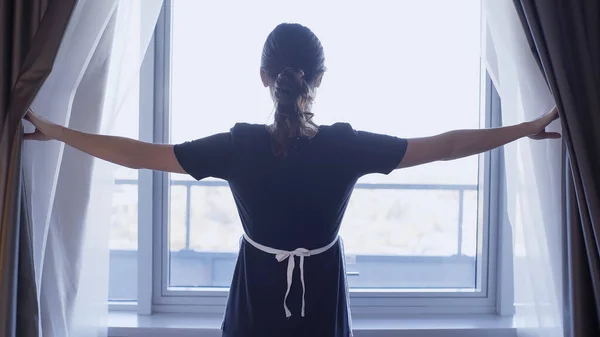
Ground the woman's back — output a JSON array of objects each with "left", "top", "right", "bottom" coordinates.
[{"left": 174, "top": 122, "right": 408, "bottom": 251}]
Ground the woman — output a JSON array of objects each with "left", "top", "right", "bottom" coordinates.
[{"left": 25, "top": 23, "right": 559, "bottom": 337}]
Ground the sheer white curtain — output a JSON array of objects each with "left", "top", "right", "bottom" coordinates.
[
  {"left": 483, "top": 1, "right": 563, "bottom": 336},
  {"left": 22, "top": 0, "right": 163, "bottom": 336}
]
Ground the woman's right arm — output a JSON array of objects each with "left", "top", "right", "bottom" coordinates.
[{"left": 24, "top": 109, "right": 186, "bottom": 173}]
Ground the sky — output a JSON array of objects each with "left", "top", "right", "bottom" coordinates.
[{"left": 170, "top": 0, "right": 483, "bottom": 185}]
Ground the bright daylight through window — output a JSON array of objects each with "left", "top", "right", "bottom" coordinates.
[{"left": 108, "top": 0, "right": 489, "bottom": 304}]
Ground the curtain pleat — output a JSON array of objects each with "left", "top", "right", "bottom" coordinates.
[{"left": 0, "top": 1, "right": 77, "bottom": 336}]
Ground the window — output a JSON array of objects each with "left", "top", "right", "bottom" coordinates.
[{"left": 110, "top": 0, "right": 502, "bottom": 314}]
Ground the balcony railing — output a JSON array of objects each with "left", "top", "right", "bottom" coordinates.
[{"left": 114, "top": 179, "right": 478, "bottom": 255}]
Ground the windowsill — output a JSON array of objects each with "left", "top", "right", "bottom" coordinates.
[{"left": 108, "top": 312, "right": 517, "bottom": 337}]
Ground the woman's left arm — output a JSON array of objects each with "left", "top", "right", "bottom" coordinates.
[{"left": 397, "top": 107, "right": 560, "bottom": 169}]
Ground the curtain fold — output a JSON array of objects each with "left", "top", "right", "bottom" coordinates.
[
  {"left": 513, "top": 1, "right": 600, "bottom": 336},
  {"left": 37, "top": 14, "right": 117, "bottom": 335},
  {"left": 483, "top": 1, "right": 563, "bottom": 336},
  {"left": 17, "top": 182, "right": 39, "bottom": 337},
  {"left": 0, "top": 1, "right": 76, "bottom": 336}
]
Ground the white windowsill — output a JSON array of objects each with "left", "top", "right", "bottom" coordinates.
[{"left": 108, "top": 312, "right": 517, "bottom": 337}]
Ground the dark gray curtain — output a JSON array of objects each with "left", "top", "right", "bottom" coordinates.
[
  {"left": 513, "top": 1, "right": 600, "bottom": 336},
  {"left": 0, "top": 1, "right": 76, "bottom": 336}
]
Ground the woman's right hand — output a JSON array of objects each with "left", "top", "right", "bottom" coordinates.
[{"left": 23, "top": 109, "right": 62, "bottom": 141}]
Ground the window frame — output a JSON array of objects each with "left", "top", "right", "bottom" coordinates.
[{"left": 109, "top": 0, "right": 509, "bottom": 316}]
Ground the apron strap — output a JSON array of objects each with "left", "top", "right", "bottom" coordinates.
[{"left": 243, "top": 234, "right": 339, "bottom": 318}]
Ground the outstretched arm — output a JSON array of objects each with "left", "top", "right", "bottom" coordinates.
[
  {"left": 397, "top": 107, "right": 560, "bottom": 169},
  {"left": 23, "top": 109, "right": 185, "bottom": 173}
]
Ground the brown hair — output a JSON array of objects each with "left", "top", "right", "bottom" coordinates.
[{"left": 261, "top": 23, "right": 326, "bottom": 156}]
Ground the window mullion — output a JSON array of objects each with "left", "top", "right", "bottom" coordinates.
[
  {"left": 137, "top": 29, "right": 157, "bottom": 315},
  {"left": 151, "top": 0, "right": 173, "bottom": 309}
]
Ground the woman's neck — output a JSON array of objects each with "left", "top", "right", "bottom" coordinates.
[{"left": 266, "top": 123, "right": 319, "bottom": 138}]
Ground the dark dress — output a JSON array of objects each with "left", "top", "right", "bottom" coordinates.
[{"left": 174, "top": 123, "right": 408, "bottom": 337}]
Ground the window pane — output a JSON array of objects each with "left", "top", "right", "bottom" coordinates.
[
  {"left": 108, "top": 82, "right": 140, "bottom": 301},
  {"left": 168, "top": 0, "right": 482, "bottom": 290}
]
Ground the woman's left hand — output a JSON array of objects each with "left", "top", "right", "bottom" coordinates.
[
  {"left": 23, "top": 109, "right": 62, "bottom": 141},
  {"left": 527, "top": 106, "right": 561, "bottom": 140}
]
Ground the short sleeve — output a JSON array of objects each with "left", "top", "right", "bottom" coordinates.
[
  {"left": 173, "top": 132, "right": 233, "bottom": 180},
  {"left": 347, "top": 128, "right": 408, "bottom": 176}
]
